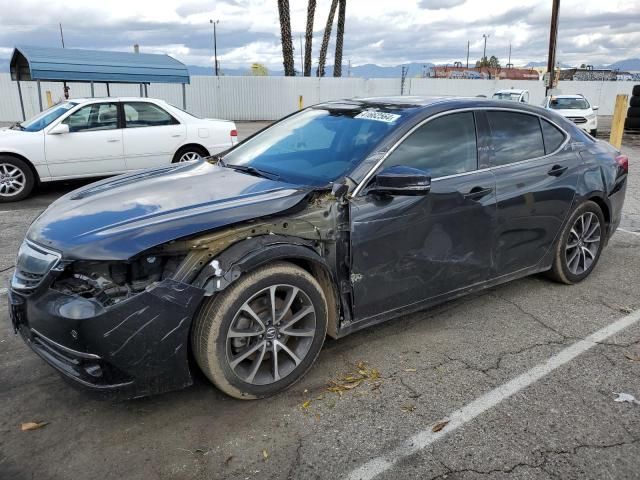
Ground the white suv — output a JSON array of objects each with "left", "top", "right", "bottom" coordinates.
[
  {"left": 541, "top": 94, "right": 598, "bottom": 137},
  {"left": 492, "top": 89, "right": 530, "bottom": 103},
  {"left": 0, "top": 97, "right": 238, "bottom": 202}
]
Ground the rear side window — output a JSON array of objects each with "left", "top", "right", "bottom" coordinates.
[
  {"left": 383, "top": 112, "right": 477, "bottom": 178},
  {"left": 540, "top": 119, "right": 566, "bottom": 154},
  {"left": 487, "top": 111, "right": 545, "bottom": 166},
  {"left": 123, "top": 102, "right": 179, "bottom": 128}
]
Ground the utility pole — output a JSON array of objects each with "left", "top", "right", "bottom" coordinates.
[
  {"left": 546, "top": 0, "right": 560, "bottom": 95},
  {"left": 59, "top": 23, "right": 65, "bottom": 48},
  {"left": 466, "top": 40, "right": 469, "bottom": 68},
  {"left": 507, "top": 43, "right": 512, "bottom": 68},
  {"left": 210, "top": 19, "right": 219, "bottom": 76},
  {"left": 60, "top": 23, "right": 68, "bottom": 99},
  {"left": 482, "top": 34, "right": 490, "bottom": 61}
]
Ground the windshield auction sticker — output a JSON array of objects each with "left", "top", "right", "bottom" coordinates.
[{"left": 355, "top": 111, "right": 401, "bottom": 123}]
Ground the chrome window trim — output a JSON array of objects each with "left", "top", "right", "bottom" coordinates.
[{"left": 352, "top": 106, "right": 570, "bottom": 197}]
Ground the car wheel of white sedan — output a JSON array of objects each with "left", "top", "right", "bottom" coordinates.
[
  {"left": 0, "top": 156, "right": 35, "bottom": 202},
  {"left": 173, "top": 146, "right": 209, "bottom": 163}
]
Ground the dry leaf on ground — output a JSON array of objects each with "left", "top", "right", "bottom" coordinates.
[
  {"left": 262, "top": 449, "right": 269, "bottom": 460},
  {"left": 432, "top": 418, "right": 450, "bottom": 432},
  {"left": 624, "top": 353, "right": 640, "bottom": 362},
  {"left": 21, "top": 422, "right": 48, "bottom": 431},
  {"left": 401, "top": 405, "right": 416, "bottom": 412},
  {"left": 327, "top": 361, "right": 381, "bottom": 395},
  {"left": 404, "top": 368, "right": 417, "bottom": 372}
]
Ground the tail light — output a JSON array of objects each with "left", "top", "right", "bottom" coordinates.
[
  {"left": 616, "top": 155, "right": 628, "bottom": 174},
  {"left": 230, "top": 129, "right": 238, "bottom": 138}
]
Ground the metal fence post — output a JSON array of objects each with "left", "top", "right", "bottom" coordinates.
[
  {"left": 37, "top": 80, "right": 43, "bottom": 111},
  {"left": 182, "top": 83, "right": 187, "bottom": 109}
]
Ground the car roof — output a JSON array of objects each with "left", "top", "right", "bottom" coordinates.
[
  {"left": 549, "top": 94, "right": 585, "bottom": 99},
  {"left": 494, "top": 89, "right": 526, "bottom": 94},
  {"left": 65, "top": 97, "right": 169, "bottom": 103}
]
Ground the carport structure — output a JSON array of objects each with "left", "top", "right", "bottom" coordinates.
[{"left": 9, "top": 45, "right": 190, "bottom": 120}]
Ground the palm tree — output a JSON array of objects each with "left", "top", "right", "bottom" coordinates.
[
  {"left": 333, "top": 0, "right": 346, "bottom": 77},
  {"left": 317, "top": 0, "right": 338, "bottom": 77},
  {"left": 277, "top": 0, "right": 295, "bottom": 76},
  {"left": 303, "top": 0, "right": 316, "bottom": 77}
]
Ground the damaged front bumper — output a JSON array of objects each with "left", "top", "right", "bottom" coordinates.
[{"left": 9, "top": 278, "right": 204, "bottom": 399}]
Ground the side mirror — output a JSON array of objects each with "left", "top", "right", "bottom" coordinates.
[
  {"left": 368, "top": 166, "right": 431, "bottom": 196},
  {"left": 592, "top": 106, "right": 599, "bottom": 111},
  {"left": 48, "top": 123, "right": 70, "bottom": 135}
]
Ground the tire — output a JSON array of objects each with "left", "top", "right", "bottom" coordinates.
[
  {"left": 589, "top": 129, "right": 598, "bottom": 137},
  {"left": 632, "top": 85, "right": 640, "bottom": 97},
  {"left": 625, "top": 117, "right": 640, "bottom": 130},
  {"left": 172, "top": 145, "right": 209, "bottom": 163},
  {"left": 0, "top": 155, "right": 35, "bottom": 202},
  {"left": 191, "top": 262, "right": 328, "bottom": 400},
  {"left": 627, "top": 107, "right": 640, "bottom": 118},
  {"left": 630, "top": 97, "right": 640, "bottom": 108},
  {"left": 547, "top": 201, "right": 605, "bottom": 285}
]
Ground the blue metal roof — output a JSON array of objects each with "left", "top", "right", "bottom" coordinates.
[{"left": 10, "top": 45, "right": 190, "bottom": 84}]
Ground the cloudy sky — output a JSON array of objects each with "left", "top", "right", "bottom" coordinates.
[{"left": 0, "top": 0, "right": 638, "bottom": 71}]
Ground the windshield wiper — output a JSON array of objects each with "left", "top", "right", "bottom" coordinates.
[{"left": 223, "top": 164, "right": 280, "bottom": 181}]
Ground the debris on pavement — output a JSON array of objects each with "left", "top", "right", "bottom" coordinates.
[
  {"left": 624, "top": 352, "right": 640, "bottom": 362},
  {"left": 262, "top": 449, "right": 269, "bottom": 461},
  {"left": 327, "top": 361, "right": 381, "bottom": 396},
  {"left": 613, "top": 392, "right": 640, "bottom": 405},
  {"left": 432, "top": 418, "right": 450, "bottom": 432},
  {"left": 401, "top": 404, "right": 416, "bottom": 412},
  {"left": 20, "top": 422, "right": 48, "bottom": 431}
]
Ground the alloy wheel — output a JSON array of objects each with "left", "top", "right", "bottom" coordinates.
[
  {"left": 226, "top": 284, "right": 317, "bottom": 385},
  {"left": 179, "top": 151, "right": 202, "bottom": 162},
  {"left": 0, "top": 162, "right": 26, "bottom": 198},
  {"left": 565, "top": 211, "right": 601, "bottom": 275}
]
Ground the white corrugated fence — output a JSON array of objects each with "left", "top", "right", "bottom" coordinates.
[{"left": 0, "top": 72, "right": 635, "bottom": 121}]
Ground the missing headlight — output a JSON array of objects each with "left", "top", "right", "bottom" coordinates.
[{"left": 51, "top": 254, "right": 186, "bottom": 307}]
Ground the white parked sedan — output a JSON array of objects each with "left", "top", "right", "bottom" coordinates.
[{"left": 0, "top": 97, "right": 238, "bottom": 202}]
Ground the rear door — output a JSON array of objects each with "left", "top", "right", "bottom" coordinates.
[
  {"left": 483, "top": 110, "right": 580, "bottom": 277},
  {"left": 45, "top": 102, "right": 125, "bottom": 178},
  {"left": 121, "top": 101, "right": 186, "bottom": 170}
]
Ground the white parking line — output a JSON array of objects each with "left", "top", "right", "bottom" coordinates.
[
  {"left": 618, "top": 228, "right": 640, "bottom": 237},
  {"left": 347, "top": 309, "right": 640, "bottom": 480},
  {"left": 0, "top": 288, "right": 6, "bottom": 295}
]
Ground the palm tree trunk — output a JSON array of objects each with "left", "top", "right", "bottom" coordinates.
[
  {"left": 317, "top": 0, "right": 338, "bottom": 77},
  {"left": 277, "top": 0, "right": 295, "bottom": 76},
  {"left": 333, "top": 0, "right": 346, "bottom": 77},
  {"left": 303, "top": 0, "right": 316, "bottom": 77}
]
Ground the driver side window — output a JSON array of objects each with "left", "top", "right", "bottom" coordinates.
[
  {"left": 62, "top": 103, "right": 118, "bottom": 132},
  {"left": 383, "top": 112, "right": 478, "bottom": 179}
]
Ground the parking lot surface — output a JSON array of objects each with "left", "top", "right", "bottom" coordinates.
[{"left": 1, "top": 124, "right": 639, "bottom": 480}]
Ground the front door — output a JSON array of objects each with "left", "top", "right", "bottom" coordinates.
[
  {"left": 483, "top": 110, "right": 580, "bottom": 277},
  {"left": 349, "top": 111, "right": 497, "bottom": 321},
  {"left": 45, "top": 102, "right": 125, "bottom": 178}
]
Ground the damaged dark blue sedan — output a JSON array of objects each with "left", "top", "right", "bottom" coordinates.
[{"left": 8, "top": 97, "right": 628, "bottom": 399}]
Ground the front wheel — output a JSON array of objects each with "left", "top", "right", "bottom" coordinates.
[
  {"left": 191, "top": 262, "right": 328, "bottom": 399},
  {"left": 0, "top": 156, "right": 35, "bottom": 202},
  {"left": 548, "top": 201, "right": 605, "bottom": 284}
]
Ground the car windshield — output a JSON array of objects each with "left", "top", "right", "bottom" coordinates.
[
  {"left": 222, "top": 107, "right": 405, "bottom": 186},
  {"left": 493, "top": 92, "right": 521, "bottom": 101},
  {"left": 549, "top": 97, "right": 590, "bottom": 110},
  {"left": 19, "top": 102, "right": 78, "bottom": 132}
]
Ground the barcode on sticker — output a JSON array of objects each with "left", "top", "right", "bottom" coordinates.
[{"left": 355, "top": 111, "right": 400, "bottom": 123}]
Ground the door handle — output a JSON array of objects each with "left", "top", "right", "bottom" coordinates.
[
  {"left": 171, "top": 134, "right": 182, "bottom": 138},
  {"left": 464, "top": 186, "right": 493, "bottom": 200},
  {"left": 107, "top": 138, "right": 120, "bottom": 143},
  {"left": 547, "top": 165, "right": 568, "bottom": 176}
]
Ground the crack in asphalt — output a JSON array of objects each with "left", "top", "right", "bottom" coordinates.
[
  {"left": 0, "top": 265, "right": 14, "bottom": 273},
  {"left": 287, "top": 437, "right": 305, "bottom": 480},
  {"left": 429, "top": 438, "right": 640, "bottom": 480},
  {"left": 489, "top": 292, "right": 570, "bottom": 341}
]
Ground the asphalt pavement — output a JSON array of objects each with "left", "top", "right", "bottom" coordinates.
[{"left": 1, "top": 124, "right": 639, "bottom": 480}]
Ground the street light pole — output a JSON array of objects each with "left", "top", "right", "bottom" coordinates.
[{"left": 210, "top": 19, "right": 219, "bottom": 76}]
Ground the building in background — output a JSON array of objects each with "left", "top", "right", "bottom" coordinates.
[{"left": 428, "top": 66, "right": 540, "bottom": 80}]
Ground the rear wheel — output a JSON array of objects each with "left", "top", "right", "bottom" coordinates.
[
  {"left": 547, "top": 201, "right": 605, "bottom": 284},
  {"left": 0, "top": 156, "right": 35, "bottom": 202},
  {"left": 191, "top": 262, "right": 328, "bottom": 399},
  {"left": 589, "top": 129, "right": 598, "bottom": 137},
  {"left": 172, "top": 145, "right": 209, "bottom": 163}
]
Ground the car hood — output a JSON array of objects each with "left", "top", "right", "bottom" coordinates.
[
  {"left": 551, "top": 108, "right": 593, "bottom": 117},
  {"left": 27, "top": 161, "right": 311, "bottom": 260}
]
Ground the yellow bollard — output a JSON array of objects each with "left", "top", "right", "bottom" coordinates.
[
  {"left": 298, "top": 95, "right": 303, "bottom": 110},
  {"left": 45, "top": 91, "right": 53, "bottom": 107},
  {"left": 609, "top": 94, "right": 628, "bottom": 149}
]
